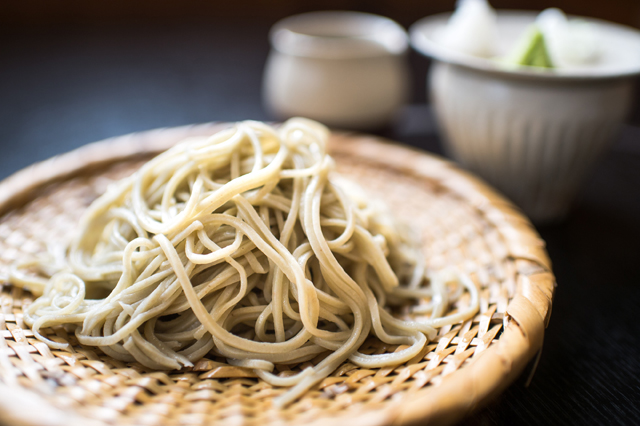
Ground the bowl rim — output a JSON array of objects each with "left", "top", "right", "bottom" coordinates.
[
  {"left": 269, "top": 10, "right": 408, "bottom": 59},
  {"left": 409, "top": 10, "right": 640, "bottom": 81}
]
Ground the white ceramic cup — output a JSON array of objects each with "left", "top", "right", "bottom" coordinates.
[
  {"left": 411, "top": 11, "right": 640, "bottom": 222},
  {"left": 264, "top": 11, "right": 410, "bottom": 130}
]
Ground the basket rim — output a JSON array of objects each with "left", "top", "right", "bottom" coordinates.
[{"left": 0, "top": 123, "right": 555, "bottom": 426}]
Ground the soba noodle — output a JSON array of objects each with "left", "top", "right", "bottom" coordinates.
[{"left": 10, "top": 118, "right": 479, "bottom": 406}]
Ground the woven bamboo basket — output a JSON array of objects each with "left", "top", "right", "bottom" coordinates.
[{"left": 0, "top": 124, "right": 555, "bottom": 426}]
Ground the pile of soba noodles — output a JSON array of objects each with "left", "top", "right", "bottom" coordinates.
[{"left": 11, "top": 118, "right": 478, "bottom": 405}]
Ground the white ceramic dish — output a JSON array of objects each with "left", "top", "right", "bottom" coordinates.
[
  {"left": 263, "top": 11, "right": 410, "bottom": 130},
  {"left": 410, "top": 11, "right": 640, "bottom": 222},
  {"left": 411, "top": 11, "right": 640, "bottom": 80}
]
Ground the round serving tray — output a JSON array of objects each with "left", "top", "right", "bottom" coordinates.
[{"left": 0, "top": 124, "right": 555, "bottom": 426}]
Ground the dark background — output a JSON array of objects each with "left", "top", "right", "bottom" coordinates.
[
  {"left": 1, "top": 1, "right": 640, "bottom": 425},
  {"left": 2, "top": 0, "right": 640, "bottom": 29}
]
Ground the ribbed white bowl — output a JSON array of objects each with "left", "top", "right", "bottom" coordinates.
[
  {"left": 411, "top": 11, "right": 640, "bottom": 222},
  {"left": 430, "top": 62, "right": 632, "bottom": 221}
]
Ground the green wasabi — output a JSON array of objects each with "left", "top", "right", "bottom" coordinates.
[{"left": 507, "top": 25, "right": 554, "bottom": 68}]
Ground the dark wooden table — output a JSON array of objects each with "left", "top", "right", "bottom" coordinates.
[{"left": 1, "top": 20, "right": 640, "bottom": 426}]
